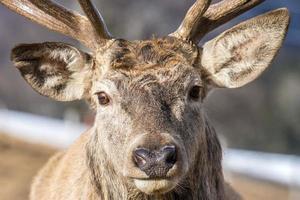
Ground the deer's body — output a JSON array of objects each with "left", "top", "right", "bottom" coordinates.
[{"left": 0, "top": 0, "right": 290, "bottom": 199}]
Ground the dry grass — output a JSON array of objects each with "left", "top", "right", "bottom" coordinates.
[
  {"left": 0, "top": 133, "right": 56, "bottom": 200},
  {"left": 0, "top": 133, "right": 296, "bottom": 200},
  {"left": 227, "top": 174, "right": 291, "bottom": 200}
]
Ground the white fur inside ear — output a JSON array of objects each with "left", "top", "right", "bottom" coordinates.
[{"left": 201, "top": 8, "right": 290, "bottom": 88}]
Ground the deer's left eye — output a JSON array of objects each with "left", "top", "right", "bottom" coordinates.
[
  {"left": 96, "top": 92, "right": 111, "bottom": 105},
  {"left": 188, "top": 86, "right": 201, "bottom": 101}
]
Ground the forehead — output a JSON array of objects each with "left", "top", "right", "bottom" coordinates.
[
  {"left": 97, "top": 37, "right": 201, "bottom": 85},
  {"left": 107, "top": 36, "right": 199, "bottom": 72}
]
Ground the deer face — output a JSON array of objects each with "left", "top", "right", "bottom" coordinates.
[
  {"left": 5, "top": 0, "right": 289, "bottom": 196},
  {"left": 90, "top": 37, "right": 204, "bottom": 194}
]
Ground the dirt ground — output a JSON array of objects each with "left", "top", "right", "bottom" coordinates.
[{"left": 0, "top": 133, "right": 297, "bottom": 200}]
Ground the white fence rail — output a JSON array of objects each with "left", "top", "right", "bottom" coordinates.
[
  {"left": 0, "top": 109, "right": 299, "bottom": 188},
  {"left": 223, "top": 149, "right": 300, "bottom": 187}
]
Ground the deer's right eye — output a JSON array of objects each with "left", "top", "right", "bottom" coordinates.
[{"left": 96, "top": 92, "right": 111, "bottom": 106}]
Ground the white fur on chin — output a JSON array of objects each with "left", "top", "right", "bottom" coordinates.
[{"left": 134, "top": 179, "right": 177, "bottom": 195}]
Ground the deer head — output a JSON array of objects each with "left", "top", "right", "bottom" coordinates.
[{"left": 1, "top": 0, "right": 289, "bottom": 197}]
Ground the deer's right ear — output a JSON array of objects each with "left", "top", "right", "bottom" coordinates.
[{"left": 11, "top": 42, "right": 94, "bottom": 101}]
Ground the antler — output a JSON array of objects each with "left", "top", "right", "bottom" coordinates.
[
  {"left": 170, "top": 0, "right": 211, "bottom": 40},
  {"left": 77, "top": 0, "right": 111, "bottom": 40},
  {"left": 171, "top": 0, "right": 265, "bottom": 43},
  {"left": 0, "top": 0, "right": 112, "bottom": 50}
]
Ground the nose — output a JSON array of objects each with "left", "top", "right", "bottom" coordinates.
[{"left": 133, "top": 145, "right": 177, "bottom": 178}]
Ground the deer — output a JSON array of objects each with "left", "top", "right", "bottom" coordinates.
[{"left": 0, "top": 0, "right": 289, "bottom": 199}]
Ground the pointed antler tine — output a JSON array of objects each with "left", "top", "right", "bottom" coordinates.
[
  {"left": 0, "top": 0, "right": 113, "bottom": 50},
  {"left": 171, "top": 0, "right": 265, "bottom": 43},
  {"left": 77, "top": 0, "right": 112, "bottom": 40},
  {"left": 171, "top": 0, "right": 211, "bottom": 40},
  {"left": 194, "top": 0, "right": 265, "bottom": 43}
]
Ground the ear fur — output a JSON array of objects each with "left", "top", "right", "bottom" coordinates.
[
  {"left": 201, "top": 8, "right": 290, "bottom": 88},
  {"left": 11, "top": 42, "right": 94, "bottom": 101}
]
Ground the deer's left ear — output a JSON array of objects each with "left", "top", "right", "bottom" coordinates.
[{"left": 201, "top": 8, "right": 290, "bottom": 88}]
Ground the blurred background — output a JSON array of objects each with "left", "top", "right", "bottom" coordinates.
[{"left": 0, "top": 0, "right": 299, "bottom": 199}]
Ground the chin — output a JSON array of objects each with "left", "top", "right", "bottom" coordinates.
[{"left": 134, "top": 178, "right": 178, "bottom": 195}]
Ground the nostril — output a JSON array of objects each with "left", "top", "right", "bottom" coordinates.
[
  {"left": 161, "top": 145, "right": 177, "bottom": 166},
  {"left": 165, "top": 151, "right": 177, "bottom": 165},
  {"left": 133, "top": 148, "right": 151, "bottom": 168}
]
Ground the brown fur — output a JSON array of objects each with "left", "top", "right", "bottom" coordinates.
[{"left": 5, "top": 5, "right": 289, "bottom": 200}]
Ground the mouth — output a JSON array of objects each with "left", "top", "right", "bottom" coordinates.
[{"left": 133, "top": 177, "right": 178, "bottom": 195}]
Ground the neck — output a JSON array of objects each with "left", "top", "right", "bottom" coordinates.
[{"left": 86, "top": 122, "right": 225, "bottom": 200}]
